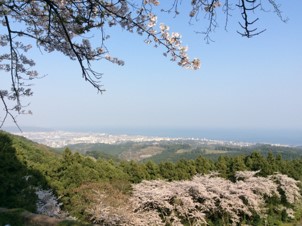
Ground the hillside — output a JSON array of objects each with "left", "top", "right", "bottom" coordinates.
[
  {"left": 0, "top": 130, "right": 58, "bottom": 210},
  {"left": 2, "top": 130, "right": 302, "bottom": 225},
  {"left": 64, "top": 139, "right": 302, "bottom": 163},
  {"left": 0, "top": 131, "right": 93, "bottom": 225},
  {"left": 0, "top": 131, "right": 132, "bottom": 224}
]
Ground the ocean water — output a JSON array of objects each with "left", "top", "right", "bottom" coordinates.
[
  {"left": 5, "top": 126, "right": 302, "bottom": 146},
  {"left": 71, "top": 127, "right": 302, "bottom": 146}
]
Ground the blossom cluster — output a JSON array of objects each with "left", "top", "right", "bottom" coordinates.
[
  {"left": 269, "top": 173, "right": 301, "bottom": 204},
  {"left": 85, "top": 171, "right": 301, "bottom": 225},
  {"left": 1, "top": 0, "right": 200, "bottom": 76},
  {"left": 129, "top": 172, "right": 301, "bottom": 225},
  {"left": 144, "top": 0, "right": 160, "bottom": 6},
  {"left": 35, "top": 188, "right": 63, "bottom": 218},
  {"left": 1, "top": 0, "right": 201, "bottom": 126},
  {"left": 12, "top": 171, "right": 301, "bottom": 226}
]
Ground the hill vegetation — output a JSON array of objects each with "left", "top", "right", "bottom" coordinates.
[
  {"left": 66, "top": 140, "right": 302, "bottom": 163},
  {"left": 1, "top": 130, "right": 302, "bottom": 225}
]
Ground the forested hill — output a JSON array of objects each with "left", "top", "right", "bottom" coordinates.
[
  {"left": 0, "top": 131, "right": 59, "bottom": 213},
  {"left": 66, "top": 139, "right": 302, "bottom": 163},
  {"left": 1, "top": 130, "right": 302, "bottom": 225}
]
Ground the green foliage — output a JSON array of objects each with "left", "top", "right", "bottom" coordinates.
[
  {"left": 174, "top": 159, "right": 196, "bottom": 180},
  {"left": 119, "top": 160, "right": 148, "bottom": 183},
  {"left": 144, "top": 160, "right": 160, "bottom": 180},
  {"left": 0, "top": 208, "right": 25, "bottom": 226},
  {"left": 195, "top": 156, "right": 214, "bottom": 174},
  {"left": 2, "top": 131, "right": 302, "bottom": 225},
  {"left": 159, "top": 161, "right": 178, "bottom": 181},
  {"left": 215, "top": 155, "right": 229, "bottom": 178},
  {"left": 0, "top": 131, "right": 45, "bottom": 212},
  {"left": 47, "top": 148, "right": 131, "bottom": 217},
  {"left": 0, "top": 208, "right": 91, "bottom": 226},
  {"left": 67, "top": 142, "right": 134, "bottom": 157}
]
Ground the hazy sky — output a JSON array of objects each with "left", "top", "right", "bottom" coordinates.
[{"left": 2, "top": 1, "right": 302, "bottom": 134}]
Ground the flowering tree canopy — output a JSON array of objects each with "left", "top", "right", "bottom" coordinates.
[
  {"left": 85, "top": 172, "right": 301, "bottom": 225},
  {"left": 0, "top": 0, "right": 285, "bottom": 128}
]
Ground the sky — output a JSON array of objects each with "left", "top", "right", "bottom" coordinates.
[{"left": 1, "top": 1, "right": 302, "bottom": 142}]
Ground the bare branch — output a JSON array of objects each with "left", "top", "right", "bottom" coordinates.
[{"left": 0, "top": 91, "right": 22, "bottom": 132}]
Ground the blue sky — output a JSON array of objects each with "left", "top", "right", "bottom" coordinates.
[{"left": 2, "top": 1, "right": 302, "bottom": 137}]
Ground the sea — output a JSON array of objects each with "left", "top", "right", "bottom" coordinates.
[
  {"left": 62, "top": 127, "right": 302, "bottom": 147},
  {"left": 4, "top": 126, "right": 302, "bottom": 146}
]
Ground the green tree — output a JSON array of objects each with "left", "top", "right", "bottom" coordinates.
[
  {"left": 144, "top": 160, "right": 160, "bottom": 180},
  {"left": 228, "top": 155, "right": 247, "bottom": 179},
  {"left": 53, "top": 148, "right": 101, "bottom": 192},
  {"left": 245, "top": 151, "right": 272, "bottom": 176},
  {"left": 159, "top": 161, "right": 178, "bottom": 181},
  {"left": 195, "top": 156, "right": 214, "bottom": 174},
  {"left": 120, "top": 160, "right": 148, "bottom": 183},
  {"left": 265, "top": 152, "right": 278, "bottom": 175},
  {"left": 0, "top": 132, "right": 42, "bottom": 211},
  {"left": 96, "top": 158, "right": 129, "bottom": 181},
  {"left": 175, "top": 159, "right": 196, "bottom": 180},
  {"left": 215, "top": 156, "right": 229, "bottom": 178}
]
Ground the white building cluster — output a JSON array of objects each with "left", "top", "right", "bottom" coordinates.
[
  {"left": 14, "top": 131, "right": 254, "bottom": 148},
  {"left": 14, "top": 131, "right": 179, "bottom": 148}
]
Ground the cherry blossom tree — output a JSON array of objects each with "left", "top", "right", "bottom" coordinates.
[
  {"left": 0, "top": 0, "right": 285, "bottom": 128},
  {"left": 83, "top": 172, "right": 301, "bottom": 225},
  {"left": 35, "top": 187, "right": 64, "bottom": 218},
  {"left": 128, "top": 172, "right": 300, "bottom": 225},
  {"left": 79, "top": 171, "right": 301, "bottom": 226}
]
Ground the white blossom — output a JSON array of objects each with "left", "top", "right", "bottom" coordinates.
[
  {"left": 129, "top": 172, "right": 301, "bottom": 225},
  {"left": 144, "top": 0, "right": 160, "bottom": 6},
  {"left": 35, "top": 188, "right": 63, "bottom": 218}
]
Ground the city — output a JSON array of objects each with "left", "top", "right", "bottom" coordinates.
[{"left": 14, "top": 130, "right": 255, "bottom": 148}]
